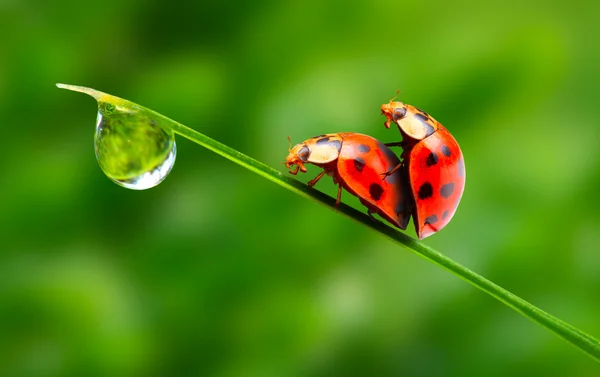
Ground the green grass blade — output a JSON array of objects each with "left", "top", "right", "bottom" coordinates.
[{"left": 57, "top": 83, "right": 600, "bottom": 362}]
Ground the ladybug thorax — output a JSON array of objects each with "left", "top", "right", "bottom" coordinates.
[
  {"left": 395, "top": 105, "right": 439, "bottom": 141},
  {"left": 303, "top": 134, "right": 343, "bottom": 165}
]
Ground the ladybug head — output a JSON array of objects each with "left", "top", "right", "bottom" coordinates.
[
  {"left": 284, "top": 139, "right": 309, "bottom": 175},
  {"left": 381, "top": 102, "right": 408, "bottom": 129},
  {"left": 284, "top": 135, "right": 342, "bottom": 174},
  {"left": 381, "top": 91, "right": 407, "bottom": 129}
]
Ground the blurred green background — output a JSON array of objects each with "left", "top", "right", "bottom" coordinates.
[{"left": 2, "top": 0, "right": 600, "bottom": 376}]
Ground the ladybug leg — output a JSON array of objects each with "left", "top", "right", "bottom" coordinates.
[
  {"left": 384, "top": 141, "right": 404, "bottom": 148},
  {"left": 289, "top": 165, "right": 300, "bottom": 175},
  {"left": 307, "top": 171, "right": 326, "bottom": 188},
  {"left": 380, "top": 163, "right": 403, "bottom": 180},
  {"left": 335, "top": 184, "right": 343, "bottom": 207},
  {"left": 385, "top": 142, "right": 411, "bottom": 161},
  {"left": 367, "top": 210, "right": 383, "bottom": 224}
]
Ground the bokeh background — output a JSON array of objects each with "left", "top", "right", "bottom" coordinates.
[{"left": 2, "top": 0, "right": 600, "bottom": 376}]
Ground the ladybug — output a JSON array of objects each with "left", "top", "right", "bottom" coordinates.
[
  {"left": 285, "top": 133, "right": 412, "bottom": 229},
  {"left": 380, "top": 94, "right": 465, "bottom": 239}
]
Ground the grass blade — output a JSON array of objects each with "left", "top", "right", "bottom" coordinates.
[{"left": 57, "top": 84, "right": 600, "bottom": 362}]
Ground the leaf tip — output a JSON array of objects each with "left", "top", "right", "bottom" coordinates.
[{"left": 56, "top": 83, "right": 105, "bottom": 100}]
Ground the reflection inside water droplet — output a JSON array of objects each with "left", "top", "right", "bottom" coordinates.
[{"left": 94, "top": 101, "right": 176, "bottom": 190}]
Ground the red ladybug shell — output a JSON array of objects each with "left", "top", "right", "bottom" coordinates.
[
  {"left": 337, "top": 133, "right": 411, "bottom": 229},
  {"left": 407, "top": 125, "right": 465, "bottom": 239},
  {"left": 381, "top": 101, "right": 465, "bottom": 239},
  {"left": 285, "top": 133, "right": 411, "bottom": 229}
]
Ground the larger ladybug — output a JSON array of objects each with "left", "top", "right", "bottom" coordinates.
[
  {"left": 285, "top": 133, "right": 412, "bottom": 229},
  {"left": 381, "top": 95, "right": 465, "bottom": 239}
]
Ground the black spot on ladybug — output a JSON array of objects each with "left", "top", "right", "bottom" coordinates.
[
  {"left": 441, "top": 145, "right": 452, "bottom": 157},
  {"left": 440, "top": 183, "right": 455, "bottom": 198},
  {"left": 298, "top": 146, "right": 310, "bottom": 162},
  {"left": 414, "top": 114, "right": 435, "bottom": 136},
  {"left": 393, "top": 107, "right": 407, "bottom": 121},
  {"left": 418, "top": 182, "right": 433, "bottom": 200},
  {"left": 357, "top": 144, "right": 370, "bottom": 153},
  {"left": 424, "top": 124, "right": 435, "bottom": 136},
  {"left": 425, "top": 215, "right": 438, "bottom": 224},
  {"left": 369, "top": 183, "right": 384, "bottom": 201},
  {"left": 458, "top": 157, "right": 465, "bottom": 178},
  {"left": 317, "top": 136, "right": 342, "bottom": 151},
  {"left": 353, "top": 157, "right": 365, "bottom": 172},
  {"left": 415, "top": 107, "right": 429, "bottom": 117},
  {"left": 328, "top": 139, "right": 342, "bottom": 152},
  {"left": 414, "top": 113, "right": 428, "bottom": 122},
  {"left": 426, "top": 152, "right": 438, "bottom": 166},
  {"left": 442, "top": 210, "right": 450, "bottom": 220}
]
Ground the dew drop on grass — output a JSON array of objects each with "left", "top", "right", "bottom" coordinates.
[
  {"left": 95, "top": 101, "right": 176, "bottom": 190},
  {"left": 57, "top": 84, "right": 176, "bottom": 190}
]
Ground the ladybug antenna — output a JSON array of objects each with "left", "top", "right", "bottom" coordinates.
[
  {"left": 287, "top": 136, "right": 293, "bottom": 152},
  {"left": 389, "top": 89, "right": 401, "bottom": 103}
]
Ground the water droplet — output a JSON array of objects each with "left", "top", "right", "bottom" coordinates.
[
  {"left": 57, "top": 84, "right": 177, "bottom": 190},
  {"left": 95, "top": 102, "right": 176, "bottom": 190}
]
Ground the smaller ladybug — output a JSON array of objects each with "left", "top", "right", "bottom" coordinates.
[
  {"left": 381, "top": 93, "right": 465, "bottom": 239},
  {"left": 285, "top": 133, "right": 412, "bottom": 229}
]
